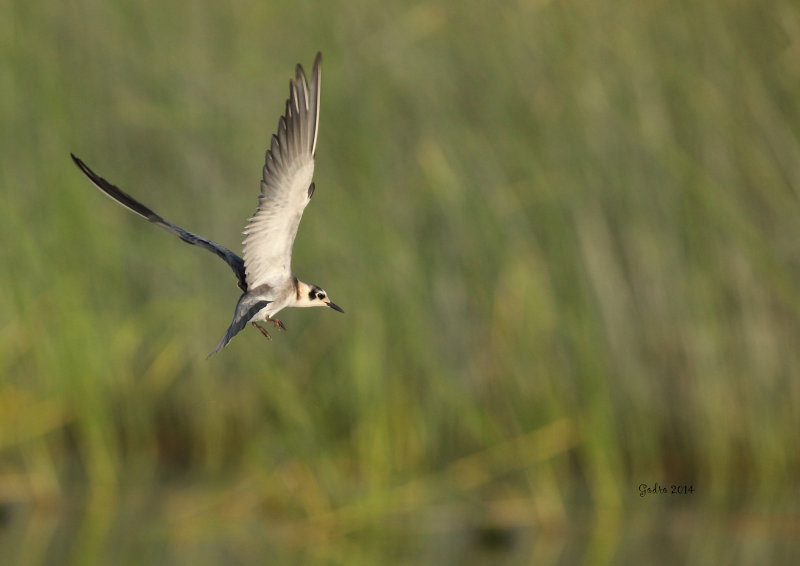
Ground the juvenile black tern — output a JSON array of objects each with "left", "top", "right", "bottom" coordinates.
[{"left": 71, "top": 52, "right": 343, "bottom": 356}]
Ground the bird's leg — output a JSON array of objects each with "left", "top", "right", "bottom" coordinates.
[
  {"left": 251, "top": 322, "right": 272, "bottom": 340},
  {"left": 266, "top": 317, "right": 286, "bottom": 331}
]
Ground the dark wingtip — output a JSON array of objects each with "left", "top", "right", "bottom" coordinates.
[
  {"left": 71, "top": 153, "right": 88, "bottom": 172},
  {"left": 312, "top": 53, "right": 322, "bottom": 77},
  {"left": 70, "top": 153, "right": 100, "bottom": 183}
]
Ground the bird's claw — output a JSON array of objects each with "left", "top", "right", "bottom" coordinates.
[
  {"left": 268, "top": 317, "right": 286, "bottom": 331},
  {"left": 251, "top": 322, "right": 272, "bottom": 340}
]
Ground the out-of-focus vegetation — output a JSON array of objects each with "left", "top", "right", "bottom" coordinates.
[{"left": 2, "top": 0, "right": 800, "bottom": 563}]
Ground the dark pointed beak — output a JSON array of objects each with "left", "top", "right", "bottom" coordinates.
[{"left": 327, "top": 301, "right": 344, "bottom": 313}]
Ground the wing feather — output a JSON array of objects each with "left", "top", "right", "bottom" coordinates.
[
  {"left": 242, "top": 53, "right": 322, "bottom": 289},
  {"left": 70, "top": 153, "right": 248, "bottom": 291}
]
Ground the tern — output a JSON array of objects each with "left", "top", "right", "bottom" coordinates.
[{"left": 71, "top": 52, "right": 343, "bottom": 356}]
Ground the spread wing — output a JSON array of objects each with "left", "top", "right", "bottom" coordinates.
[
  {"left": 71, "top": 153, "right": 248, "bottom": 291},
  {"left": 242, "top": 52, "right": 321, "bottom": 289}
]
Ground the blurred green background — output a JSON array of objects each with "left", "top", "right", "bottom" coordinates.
[{"left": 2, "top": 0, "right": 800, "bottom": 563}]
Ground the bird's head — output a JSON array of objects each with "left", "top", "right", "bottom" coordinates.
[{"left": 297, "top": 281, "right": 344, "bottom": 313}]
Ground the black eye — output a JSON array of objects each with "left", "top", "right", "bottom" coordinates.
[{"left": 317, "top": 293, "right": 325, "bottom": 300}]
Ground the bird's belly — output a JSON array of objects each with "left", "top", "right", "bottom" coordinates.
[{"left": 249, "top": 300, "right": 286, "bottom": 322}]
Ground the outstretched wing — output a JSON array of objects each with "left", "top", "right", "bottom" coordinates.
[
  {"left": 242, "top": 52, "right": 321, "bottom": 289},
  {"left": 71, "top": 154, "right": 248, "bottom": 291}
]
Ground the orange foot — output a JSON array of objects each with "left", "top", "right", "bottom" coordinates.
[
  {"left": 267, "top": 317, "right": 286, "bottom": 331},
  {"left": 251, "top": 322, "right": 272, "bottom": 340}
]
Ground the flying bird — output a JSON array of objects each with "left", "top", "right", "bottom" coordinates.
[{"left": 71, "top": 52, "right": 343, "bottom": 356}]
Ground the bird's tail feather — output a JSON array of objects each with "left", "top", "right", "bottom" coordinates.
[{"left": 207, "top": 297, "right": 271, "bottom": 358}]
